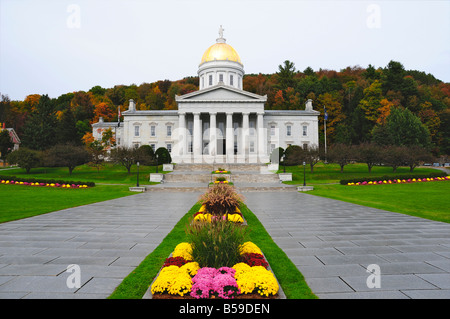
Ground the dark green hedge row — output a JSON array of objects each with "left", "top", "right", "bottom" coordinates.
[
  {"left": 339, "top": 172, "right": 448, "bottom": 185},
  {"left": 0, "top": 175, "right": 95, "bottom": 187}
]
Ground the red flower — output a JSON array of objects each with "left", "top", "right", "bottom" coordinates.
[
  {"left": 240, "top": 253, "right": 269, "bottom": 269},
  {"left": 163, "top": 256, "right": 190, "bottom": 267}
]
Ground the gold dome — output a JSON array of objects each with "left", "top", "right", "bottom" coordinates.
[{"left": 200, "top": 42, "right": 242, "bottom": 65}]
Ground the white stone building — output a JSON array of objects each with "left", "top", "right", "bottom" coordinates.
[{"left": 92, "top": 27, "right": 319, "bottom": 164}]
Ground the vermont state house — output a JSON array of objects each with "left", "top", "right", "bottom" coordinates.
[{"left": 92, "top": 27, "right": 319, "bottom": 164}]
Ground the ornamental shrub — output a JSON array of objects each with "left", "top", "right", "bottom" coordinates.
[
  {"left": 186, "top": 219, "right": 248, "bottom": 268},
  {"left": 199, "top": 184, "right": 243, "bottom": 217}
]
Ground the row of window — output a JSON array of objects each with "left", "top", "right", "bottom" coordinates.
[
  {"left": 134, "top": 124, "right": 308, "bottom": 138},
  {"left": 201, "top": 73, "right": 241, "bottom": 88},
  {"left": 270, "top": 125, "right": 308, "bottom": 137},
  {"left": 134, "top": 125, "right": 172, "bottom": 138}
]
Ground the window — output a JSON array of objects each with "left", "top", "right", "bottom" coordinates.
[
  {"left": 230, "top": 75, "right": 234, "bottom": 86},
  {"left": 150, "top": 125, "right": 156, "bottom": 137},
  {"left": 286, "top": 125, "right": 292, "bottom": 136},
  {"left": 188, "top": 141, "right": 193, "bottom": 153},
  {"left": 249, "top": 122, "right": 255, "bottom": 136},
  {"left": 250, "top": 141, "right": 255, "bottom": 153},
  {"left": 302, "top": 125, "right": 308, "bottom": 136},
  {"left": 201, "top": 76, "right": 204, "bottom": 88},
  {"left": 270, "top": 125, "right": 276, "bottom": 136},
  {"left": 209, "top": 75, "right": 213, "bottom": 86},
  {"left": 219, "top": 74, "right": 223, "bottom": 82},
  {"left": 150, "top": 144, "right": 156, "bottom": 152},
  {"left": 166, "top": 143, "right": 172, "bottom": 153},
  {"left": 134, "top": 125, "right": 140, "bottom": 137},
  {"left": 270, "top": 144, "right": 276, "bottom": 153},
  {"left": 167, "top": 125, "right": 172, "bottom": 137},
  {"left": 133, "top": 142, "right": 140, "bottom": 149},
  {"left": 303, "top": 143, "right": 308, "bottom": 150}
]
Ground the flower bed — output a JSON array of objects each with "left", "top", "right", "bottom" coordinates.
[
  {"left": 146, "top": 184, "right": 283, "bottom": 299},
  {"left": 1, "top": 179, "right": 90, "bottom": 188},
  {"left": 346, "top": 175, "right": 450, "bottom": 186},
  {"left": 212, "top": 168, "right": 230, "bottom": 174},
  {"left": 193, "top": 204, "right": 245, "bottom": 224},
  {"left": 0, "top": 175, "right": 94, "bottom": 188},
  {"left": 149, "top": 241, "right": 281, "bottom": 299}
]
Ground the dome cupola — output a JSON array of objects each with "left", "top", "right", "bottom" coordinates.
[{"left": 198, "top": 26, "right": 244, "bottom": 90}]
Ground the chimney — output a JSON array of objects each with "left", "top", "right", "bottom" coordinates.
[
  {"left": 305, "top": 99, "right": 313, "bottom": 111},
  {"left": 129, "top": 99, "right": 135, "bottom": 112}
]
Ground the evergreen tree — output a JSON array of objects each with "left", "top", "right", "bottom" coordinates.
[
  {"left": 372, "top": 107, "right": 431, "bottom": 148},
  {"left": 57, "top": 107, "right": 79, "bottom": 145},
  {"left": 22, "top": 94, "right": 57, "bottom": 150},
  {"left": 277, "top": 60, "right": 296, "bottom": 89},
  {"left": 0, "top": 129, "right": 14, "bottom": 165}
]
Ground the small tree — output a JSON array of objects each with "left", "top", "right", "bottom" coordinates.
[
  {"left": 45, "top": 144, "right": 89, "bottom": 175},
  {"left": 137, "top": 145, "right": 154, "bottom": 165},
  {"left": 154, "top": 147, "right": 171, "bottom": 165},
  {"left": 86, "top": 140, "right": 106, "bottom": 173},
  {"left": 382, "top": 145, "right": 407, "bottom": 173},
  {"left": 403, "top": 145, "right": 434, "bottom": 172},
  {"left": 327, "top": 143, "right": 354, "bottom": 173},
  {"left": 110, "top": 146, "right": 139, "bottom": 174},
  {"left": 284, "top": 145, "right": 304, "bottom": 166},
  {"left": 7, "top": 148, "right": 41, "bottom": 173},
  {"left": 304, "top": 145, "right": 321, "bottom": 173},
  {"left": 355, "top": 143, "right": 382, "bottom": 173}
]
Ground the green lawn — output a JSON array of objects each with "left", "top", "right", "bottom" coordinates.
[
  {"left": 0, "top": 184, "right": 136, "bottom": 223},
  {"left": 279, "top": 162, "right": 439, "bottom": 185},
  {"left": 310, "top": 181, "right": 450, "bottom": 223},
  {"left": 0, "top": 163, "right": 165, "bottom": 186}
]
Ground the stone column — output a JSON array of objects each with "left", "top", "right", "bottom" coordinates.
[
  {"left": 241, "top": 112, "right": 249, "bottom": 161},
  {"left": 178, "top": 112, "right": 186, "bottom": 158},
  {"left": 209, "top": 112, "right": 217, "bottom": 157},
  {"left": 226, "top": 112, "right": 234, "bottom": 162},
  {"left": 257, "top": 112, "right": 265, "bottom": 161},
  {"left": 193, "top": 112, "right": 201, "bottom": 161}
]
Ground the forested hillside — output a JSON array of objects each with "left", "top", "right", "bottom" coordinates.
[{"left": 1, "top": 60, "right": 449, "bottom": 155}]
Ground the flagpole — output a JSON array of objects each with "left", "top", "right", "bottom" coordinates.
[{"left": 324, "top": 106, "right": 327, "bottom": 163}]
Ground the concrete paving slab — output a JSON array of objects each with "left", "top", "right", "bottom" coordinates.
[
  {"left": 242, "top": 191, "right": 450, "bottom": 299},
  {"left": 0, "top": 191, "right": 201, "bottom": 299}
]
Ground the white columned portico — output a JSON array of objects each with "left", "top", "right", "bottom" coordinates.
[
  {"left": 241, "top": 112, "right": 249, "bottom": 161},
  {"left": 193, "top": 112, "right": 202, "bottom": 161},
  {"left": 178, "top": 112, "right": 186, "bottom": 158},
  {"left": 209, "top": 112, "right": 217, "bottom": 157},
  {"left": 257, "top": 112, "right": 265, "bottom": 161},
  {"left": 226, "top": 112, "right": 234, "bottom": 161}
]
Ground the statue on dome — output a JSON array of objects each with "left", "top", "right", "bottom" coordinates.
[{"left": 219, "top": 25, "right": 224, "bottom": 38}]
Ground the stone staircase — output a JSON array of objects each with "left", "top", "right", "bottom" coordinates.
[{"left": 145, "top": 163, "right": 297, "bottom": 192}]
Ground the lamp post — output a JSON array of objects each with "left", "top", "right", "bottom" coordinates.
[
  {"left": 303, "top": 161, "right": 306, "bottom": 186},
  {"left": 136, "top": 161, "right": 140, "bottom": 187},
  {"left": 155, "top": 154, "right": 159, "bottom": 173},
  {"left": 282, "top": 154, "right": 286, "bottom": 173}
]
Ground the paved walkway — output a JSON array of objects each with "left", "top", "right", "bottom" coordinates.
[
  {"left": 243, "top": 191, "right": 450, "bottom": 299},
  {"left": 2, "top": 188, "right": 450, "bottom": 299},
  {"left": 0, "top": 192, "right": 201, "bottom": 299}
]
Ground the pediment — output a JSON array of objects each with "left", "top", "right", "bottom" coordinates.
[{"left": 176, "top": 85, "right": 266, "bottom": 102}]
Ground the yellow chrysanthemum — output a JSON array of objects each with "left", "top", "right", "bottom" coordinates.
[{"left": 239, "top": 242, "right": 262, "bottom": 255}]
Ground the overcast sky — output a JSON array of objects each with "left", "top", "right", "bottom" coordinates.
[{"left": 1, "top": 0, "right": 449, "bottom": 101}]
